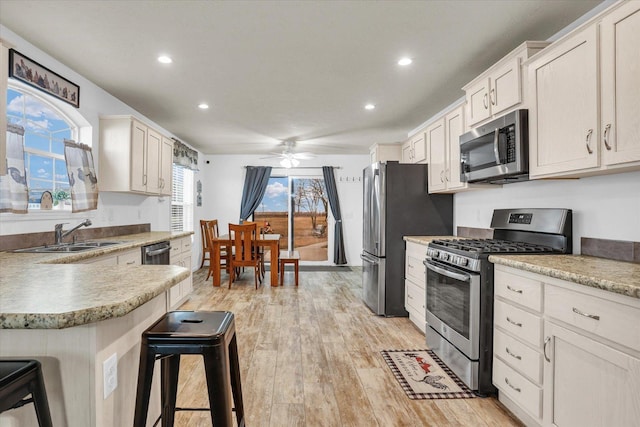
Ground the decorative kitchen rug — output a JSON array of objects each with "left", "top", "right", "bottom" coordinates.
[{"left": 381, "top": 349, "right": 476, "bottom": 399}]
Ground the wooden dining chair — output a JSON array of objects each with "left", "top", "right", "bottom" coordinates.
[
  {"left": 228, "top": 223, "right": 262, "bottom": 289},
  {"left": 202, "top": 219, "right": 228, "bottom": 280},
  {"left": 242, "top": 221, "right": 265, "bottom": 280}
]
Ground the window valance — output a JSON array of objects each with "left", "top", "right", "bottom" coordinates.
[{"left": 172, "top": 138, "right": 198, "bottom": 170}]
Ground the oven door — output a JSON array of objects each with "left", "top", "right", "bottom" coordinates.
[{"left": 424, "top": 259, "right": 480, "bottom": 359}]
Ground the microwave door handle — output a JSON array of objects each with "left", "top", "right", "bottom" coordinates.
[
  {"left": 425, "top": 261, "right": 471, "bottom": 282},
  {"left": 493, "top": 128, "right": 501, "bottom": 165}
]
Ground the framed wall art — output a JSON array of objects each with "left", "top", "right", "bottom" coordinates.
[{"left": 8, "top": 49, "right": 80, "bottom": 108}]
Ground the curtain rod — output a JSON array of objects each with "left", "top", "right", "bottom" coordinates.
[{"left": 243, "top": 166, "right": 342, "bottom": 169}]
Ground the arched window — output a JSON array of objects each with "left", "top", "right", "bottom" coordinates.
[{"left": 6, "top": 85, "right": 78, "bottom": 209}]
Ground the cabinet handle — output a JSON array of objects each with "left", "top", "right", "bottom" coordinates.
[
  {"left": 505, "top": 347, "right": 522, "bottom": 361},
  {"left": 506, "top": 285, "right": 523, "bottom": 294},
  {"left": 506, "top": 316, "right": 522, "bottom": 327},
  {"left": 543, "top": 336, "right": 551, "bottom": 362},
  {"left": 143, "top": 174, "right": 148, "bottom": 185},
  {"left": 603, "top": 123, "right": 612, "bottom": 151},
  {"left": 444, "top": 169, "right": 449, "bottom": 182},
  {"left": 505, "top": 377, "right": 521, "bottom": 393},
  {"left": 126, "top": 260, "right": 136, "bottom": 265},
  {"left": 585, "top": 129, "right": 594, "bottom": 154},
  {"left": 483, "top": 93, "right": 489, "bottom": 109},
  {"left": 489, "top": 88, "right": 496, "bottom": 106},
  {"left": 572, "top": 307, "right": 600, "bottom": 321},
  {"left": 440, "top": 170, "right": 445, "bottom": 183}
]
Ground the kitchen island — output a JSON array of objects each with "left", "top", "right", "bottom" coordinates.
[{"left": 0, "top": 232, "right": 192, "bottom": 427}]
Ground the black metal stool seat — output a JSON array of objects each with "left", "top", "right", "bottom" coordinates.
[
  {"left": 0, "top": 360, "right": 53, "bottom": 427},
  {"left": 133, "top": 311, "right": 245, "bottom": 427}
]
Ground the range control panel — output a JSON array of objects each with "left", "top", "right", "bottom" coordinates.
[{"left": 508, "top": 213, "right": 532, "bottom": 224}]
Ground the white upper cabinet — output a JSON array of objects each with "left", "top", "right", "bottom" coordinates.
[
  {"left": 528, "top": 1, "right": 640, "bottom": 179},
  {"left": 463, "top": 41, "right": 549, "bottom": 129},
  {"left": 369, "top": 143, "right": 401, "bottom": 164},
  {"left": 99, "top": 116, "right": 174, "bottom": 196},
  {"left": 401, "top": 132, "right": 427, "bottom": 164},
  {"left": 600, "top": 1, "right": 640, "bottom": 167}
]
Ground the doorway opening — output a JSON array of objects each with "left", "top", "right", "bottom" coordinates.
[{"left": 254, "top": 176, "right": 329, "bottom": 262}]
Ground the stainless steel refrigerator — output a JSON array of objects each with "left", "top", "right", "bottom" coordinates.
[{"left": 361, "top": 161, "right": 453, "bottom": 316}]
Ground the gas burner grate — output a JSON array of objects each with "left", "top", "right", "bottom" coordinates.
[{"left": 430, "top": 238, "right": 556, "bottom": 254}]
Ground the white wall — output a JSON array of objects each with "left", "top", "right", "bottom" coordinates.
[
  {"left": 454, "top": 170, "right": 640, "bottom": 253},
  {"left": 197, "top": 154, "right": 370, "bottom": 266},
  {"left": 0, "top": 25, "right": 181, "bottom": 236}
]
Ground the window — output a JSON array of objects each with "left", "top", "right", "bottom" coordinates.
[
  {"left": 6, "top": 86, "right": 77, "bottom": 209},
  {"left": 171, "top": 164, "right": 194, "bottom": 232}
]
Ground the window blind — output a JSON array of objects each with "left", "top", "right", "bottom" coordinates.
[{"left": 171, "top": 164, "right": 194, "bottom": 232}]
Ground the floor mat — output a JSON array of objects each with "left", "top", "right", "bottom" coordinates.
[{"left": 381, "top": 349, "right": 476, "bottom": 399}]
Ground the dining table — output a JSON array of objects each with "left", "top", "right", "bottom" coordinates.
[{"left": 210, "top": 233, "right": 281, "bottom": 287}]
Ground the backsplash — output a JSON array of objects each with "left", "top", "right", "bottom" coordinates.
[
  {"left": 457, "top": 226, "right": 493, "bottom": 239},
  {"left": 0, "top": 223, "right": 151, "bottom": 252},
  {"left": 581, "top": 237, "right": 640, "bottom": 263}
]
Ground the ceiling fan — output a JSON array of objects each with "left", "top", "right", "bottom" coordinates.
[{"left": 262, "top": 140, "right": 315, "bottom": 168}]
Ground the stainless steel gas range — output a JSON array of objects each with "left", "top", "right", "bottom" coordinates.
[{"left": 424, "top": 208, "right": 572, "bottom": 395}]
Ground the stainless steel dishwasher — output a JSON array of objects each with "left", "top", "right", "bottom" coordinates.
[{"left": 141, "top": 241, "right": 171, "bottom": 265}]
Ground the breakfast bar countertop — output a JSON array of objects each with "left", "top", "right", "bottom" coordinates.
[
  {"left": 489, "top": 254, "right": 640, "bottom": 300},
  {"left": 0, "top": 231, "right": 192, "bottom": 329}
]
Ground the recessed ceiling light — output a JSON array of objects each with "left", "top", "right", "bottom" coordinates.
[
  {"left": 157, "top": 55, "right": 173, "bottom": 64},
  {"left": 398, "top": 57, "right": 413, "bottom": 66},
  {"left": 198, "top": 103, "right": 209, "bottom": 109},
  {"left": 364, "top": 104, "right": 376, "bottom": 110}
]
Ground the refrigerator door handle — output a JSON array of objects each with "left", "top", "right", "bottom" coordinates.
[{"left": 360, "top": 253, "right": 380, "bottom": 264}]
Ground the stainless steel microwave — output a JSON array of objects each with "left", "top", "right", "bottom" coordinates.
[{"left": 460, "top": 109, "right": 528, "bottom": 184}]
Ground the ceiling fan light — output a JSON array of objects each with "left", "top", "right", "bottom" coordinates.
[
  {"left": 291, "top": 158, "right": 300, "bottom": 167},
  {"left": 280, "top": 158, "right": 292, "bottom": 168}
]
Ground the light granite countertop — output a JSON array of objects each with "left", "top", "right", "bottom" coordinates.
[
  {"left": 0, "top": 231, "right": 193, "bottom": 329},
  {"left": 404, "top": 235, "right": 456, "bottom": 246},
  {"left": 489, "top": 254, "right": 640, "bottom": 300}
]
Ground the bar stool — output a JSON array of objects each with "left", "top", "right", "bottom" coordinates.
[
  {"left": 0, "top": 360, "right": 53, "bottom": 427},
  {"left": 133, "top": 311, "right": 244, "bottom": 427},
  {"left": 279, "top": 250, "right": 300, "bottom": 286}
]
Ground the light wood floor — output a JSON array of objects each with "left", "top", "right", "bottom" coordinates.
[{"left": 173, "top": 267, "right": 523, "bottom": 427}]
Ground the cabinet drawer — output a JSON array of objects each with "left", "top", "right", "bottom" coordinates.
[
  {"left": 494, "top": 328, "right": 543, "bottom": 384},
  {"left": 170, "top": 241, "right": 181, "bottom": 257},
  {"left": 494, "top": 267, "right": 543, "bottom": 312},
  {"left": 494, "top": 299, "right": 542, "bottom": 348},
  {"left": 493, "top": 357, "right": 542, "bottom": 419},
  {"left": 405, "top": 279, "right": 425, "bottom": 314},
  {"left": 405, "top": 254, "right": 425, "bottom": 283},
  {"left": 545, "top": 284, "right": 640, "bottom": 353},
  {"left": 181, "top": 236, "right": 192, "bottom": 252},
  {"left": 117, "top": 249, "right": 141, "bottom": 266}
]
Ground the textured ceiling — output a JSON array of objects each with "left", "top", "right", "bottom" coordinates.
[{"left": 0, "top": 0, "right": 603, "bottom": 155}]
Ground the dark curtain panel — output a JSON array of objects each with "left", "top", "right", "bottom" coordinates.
[
  {"left": 322, "top": 166, "right": 347, "bottom": 265},
  {"left": 239, "top": 166, "right": 272, "bottom": 221}
]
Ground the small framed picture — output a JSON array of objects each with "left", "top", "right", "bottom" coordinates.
[{"left": 9, "top": 49, "right": 80, "bottom": 108}]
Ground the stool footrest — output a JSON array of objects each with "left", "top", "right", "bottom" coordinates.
[{"left": 10, "top": 397, "right": 34, "bottom": 410}]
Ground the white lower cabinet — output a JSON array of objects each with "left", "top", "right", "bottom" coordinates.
[
  {"left": 404, "top": 241, "right": 427, "bottom": 332},
  {"left": 168, "top": 236, "right": 193, "bottom": 309},
  {"left": 494, "top": 264, "right": 640, "bottom": 427}
]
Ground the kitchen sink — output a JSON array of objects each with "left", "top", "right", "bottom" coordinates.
[{"left": 13, "top": 241, "right": 123, "bottom": 253}]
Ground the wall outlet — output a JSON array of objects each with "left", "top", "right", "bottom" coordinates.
[{"left": 103, "top": 353, "right": 118, "bottom": 399}]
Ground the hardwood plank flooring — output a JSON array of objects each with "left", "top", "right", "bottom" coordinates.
[{"left": 172, "top": 267, "right": 523, "bottom": 426}]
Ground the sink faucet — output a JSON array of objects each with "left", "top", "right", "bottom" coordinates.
[{"left": 54, "top": 219, "right": 92, "bottom": 245}]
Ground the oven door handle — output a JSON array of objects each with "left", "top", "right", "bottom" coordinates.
[{"left": 424, "top": 261, "right": 471, "bottom": 282}]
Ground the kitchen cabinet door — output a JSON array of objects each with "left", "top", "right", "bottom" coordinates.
[
  {"left": 159, "top": 137, "right": 173, "bottom": 196},
  {"left": 130, "top": 120, "right": 148, "bottom": 193},
  {"left": 600, "top": 2, "right": 640, "bottom": 167},
  {"left": 543, "top": 321, "right": 640, "bottom": 427},
  {"left": 528, "top": 25, "right": 599, "bottom": 178},
  {"left": 443, "top": 105, "right": 466, "bottom": 191},
  {"left": 426, "top": 118, "right": 446, "bottom": 192},
  {"left": 490, "top": 57, "right": 522, "bottom": 117},
  {"left": 466, "top": 77, "right": 492, "bottom": 126},
  {"left": 401, "top": 139, "right": 412, "bottom": 163},
  {"left": 411, "top": 132, "right": 427, "bottom": 164},
  {"left": 146, "top": 128, "right": 162, "bottom": 194}
]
